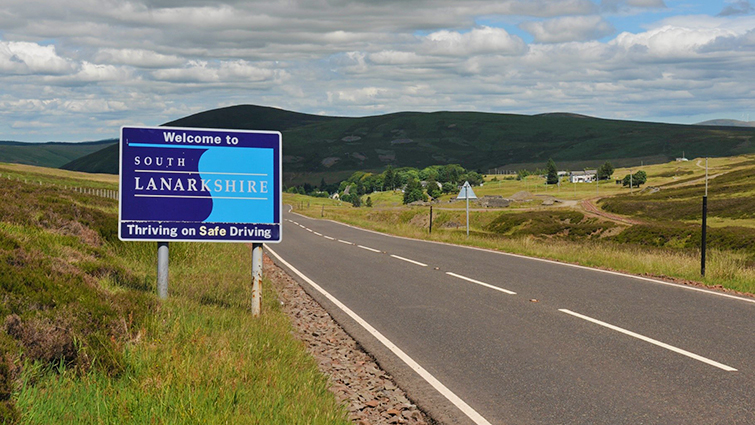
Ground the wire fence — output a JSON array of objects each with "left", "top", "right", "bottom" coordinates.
[{"left": 0, "top": 171, "right": 119, "bottom": 200}]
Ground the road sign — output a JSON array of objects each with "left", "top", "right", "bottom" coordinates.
[
  {"left": 456, "top": 181, "right": 477, "bottom": 200},
  {"left": 119, "top": 126, "right": 282, "bottom": 243},
  {"left": 456, "top": 181, "right": 476, "bottom": 237}
]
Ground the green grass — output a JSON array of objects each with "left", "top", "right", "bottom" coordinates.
[{"left": 1, "top": 167, "right": 348, "bottom": 425}]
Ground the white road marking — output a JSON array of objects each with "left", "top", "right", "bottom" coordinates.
[
  {"left": 358, "top": 245, "right": 381, "bottom": 253},
  {"left": 324, "top": 236, "right": 335, "bottom": 240},
  {"left": 306, "top": 228, "right": 313, "bottom": 232},
  {"left": 559, "top": 309, "right": 737, "bottom": 372},
  {"left": 446, "top": 272, "right": 516, "bottom": 295},
  {"left": 314, "top": 232, "right": 323, "bottom": 236},
  {"left": 266, "top": 247, "right": 493, "bottom": 425},
  {"left": 390, "top": 255, "right": 428, "bottom": 267},
  {"left": 338, "top": 239, "right": 354, "bottom": 245}
]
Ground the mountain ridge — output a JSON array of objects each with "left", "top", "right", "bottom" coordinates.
[{"left": 6, "top": 105, "right": 754, "bottom": 185}]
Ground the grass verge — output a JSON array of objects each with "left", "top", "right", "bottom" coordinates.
[{"left": 1, "top": 170, "right": 348, "bottom": 424}]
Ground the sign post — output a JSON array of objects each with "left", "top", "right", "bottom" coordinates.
[
  {"left": 456, "top": 181, "right": 477, "bottom": 237},
  {"left": 119, "top": 126, "right": 282, "bottom": 314}
]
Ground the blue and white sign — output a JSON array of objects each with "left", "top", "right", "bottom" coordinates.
[{"left": 119, "top": 126, "right": 282, "bottom": 243}]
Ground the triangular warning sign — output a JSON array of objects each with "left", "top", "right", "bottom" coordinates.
[{"left": 456, "top": 181, "right": 477, "bottom": 200}]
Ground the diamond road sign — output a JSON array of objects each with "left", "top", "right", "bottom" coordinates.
[{"left": 119, "top": 126, "right": 282, "bottom": 243}]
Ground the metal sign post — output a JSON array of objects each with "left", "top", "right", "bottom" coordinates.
[
  {"left": 456, "top": 181, "right": 477, "bottom": 237},
  {"left": 157, "top": 242, "right": 169, "bottom": 299},
  {"left": 118, "top": 126, "right": 282, "bottom": 314}
]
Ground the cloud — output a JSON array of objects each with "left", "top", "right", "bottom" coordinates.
[
  {"left": 94, "top": 48, "right": 184, "bottom": 68},
  {"left": 601, "top": 0, "right": 666, "bottom": 13},
  {"left": 719, "top": 1, "right": 754, "bottom": 17},
  {"left": 611, "top": 25, "right": 740, "bottom": 58},
  {"left": 0, "top": 41, "right": 74, "bottom": 74},
  {"left": 521, "top": 16, "right": 615, "bottom": 43},
  {"left": 151, "top": 60, "right": 280, "bottom": 83},
  {"left": 421, "top": 26, "right": 527, "bottom": 56}
]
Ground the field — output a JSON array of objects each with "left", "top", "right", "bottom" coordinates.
[
  {"left": 288, "top": 155, "right": 755, "bottom": 295},
  {"left": 0, "top": 163, "right": 348, "bottom": 424}
]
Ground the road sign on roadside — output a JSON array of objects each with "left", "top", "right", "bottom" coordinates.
[
  {"left": 456, "top": 181, "right": 476, "bottom": 237},
  {"left": 119, "top": 126, "right": 282, "bottom": 243},
  {"left": 456, "top": 181, "right": 477, "bottom": 200}
]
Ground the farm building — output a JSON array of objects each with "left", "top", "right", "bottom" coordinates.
[{"left": 570, "top": 170, "right": 597, "bottom": 183}]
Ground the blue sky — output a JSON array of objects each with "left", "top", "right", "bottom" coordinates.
[{"left": 0, "top": 0, "right": 753, "bottom": 142}]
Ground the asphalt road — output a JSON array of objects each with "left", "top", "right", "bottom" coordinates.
[{"left": 268, "top": 208, "right": 755, "bottom": 425}]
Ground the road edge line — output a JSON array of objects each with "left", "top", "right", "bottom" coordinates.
[{"left": 267, "top": 246, "right": 493, "bottom": 425}]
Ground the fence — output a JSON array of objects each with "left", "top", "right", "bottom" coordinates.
[{"left": 0, "top": 172, "right": 119, "bottom": 200}]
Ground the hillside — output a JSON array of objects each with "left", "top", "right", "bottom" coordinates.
[
  {"left": 62, "top": 105, "right": 755, "bottom": 185},
  {"left": 60, "top": 143, "right": 119, "bottom": 174},
  {"left": 697, "top": 119, "right": 755, "bottom": 128},
  {"left": 0, "top": 139, "right": 115, "bottom": 168}
]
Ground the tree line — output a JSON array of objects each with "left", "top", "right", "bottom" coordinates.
[{"left": 285, "top": 164, "right": 484, "bottom": 206}]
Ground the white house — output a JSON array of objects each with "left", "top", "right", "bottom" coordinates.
[{"left": 570, "top": 170, "right": 597, "bottom": 183}]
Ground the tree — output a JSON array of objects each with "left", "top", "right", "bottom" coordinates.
[
  {"left": 351, "top": 195, "right": 362, "bottom": 207},
  {"left": 403, "top": 178, "right": 427, "bottom": 204},
  {"left": 441, "top": 182, "right": 456, "bottom": 194},
  {"left": 546, "top": 158, "right": 559, "bottom": 185},
  {"left": 597, "top": 161, "right": 614, "bottom": 180},
  {"left": 365, "top": 196, "right": 373, "bottom": 207},
  {"left": 383, "top": 166, "right": 395, "bottom": 191},
  {"left": 516, "top": 169, "right": 530, "bottom": 181},
  {"left": 622, "top": 170, "right": 647, "bottom": 187},
  {"left": 426, "top": 178, "right": 441, "bottom": 199}
]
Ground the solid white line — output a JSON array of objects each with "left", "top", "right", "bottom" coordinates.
[
  {"left": 266, "top": 247, "right": 493, "bottom": 425},
  {"left": 358, "top": 245, "right": 382, "bottom": 253},
  {"left": 559, "top": 309, "right": 737, "bottom": 372},
  {"left": 390, "top": 255, "right": 427, "bottom": 267},
  {"left": 286, "top": 210, "right": 755, "bottom": 305},
  {"left": 338, "top": 239, "right": 354, "bottom": 245},
  {"left": 324, "top": 236, "right": 335, "bottom": 240},
  {"left": 446, "top": 272, "right": 516, "bottom": 295},
  {"left": 314, "top": 232, "right": 323, "bottom": 236}
]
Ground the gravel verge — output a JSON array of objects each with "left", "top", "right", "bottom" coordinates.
[{"left": 264, "top": 255, "right": 434, "bottom": 425}]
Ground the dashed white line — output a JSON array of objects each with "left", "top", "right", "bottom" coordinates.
[
  {"left": 314, "top": 232, "right": 323, "bottom": 236},
  {"left": 390, "top": 255, "right": 427, "bottom": 267},
  {"left": 559, "top": 309, "right": 737, "bottom": 372},
  {"left": 338, "top": 239, "right": 354, "bottom": 245},
  {"left": 266, "top": 247, "right": 493, "bottom": 425},
  {"left": 446, "top": 272, "right": 516, "bottom": 295},
  {"left": 324, "top": 236, "right": 335, "bottom": 240},
  {"left": 358, "top": 245, "right": 382, "bottom": 253},
  {"left": 306, "top": 228, "right": 313, "bottom": 232}
]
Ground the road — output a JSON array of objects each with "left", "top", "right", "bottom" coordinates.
[{"left": 268, "top": 208, "right": 755, "bottom": 425}]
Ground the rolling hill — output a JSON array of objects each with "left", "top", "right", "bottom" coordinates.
[
  {"left": 57, "top": 105, "right": 755, "bottom": 185},
  {"left": 0, "top": 139, "right": 116, "bottom": 168}
]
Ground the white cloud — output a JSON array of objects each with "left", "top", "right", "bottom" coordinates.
[
  {"left": 94, "top": 48, "right": 184, "bottom": 68},
  {"left": 0, "top": 41, "right": 73, "bottom": 74},
  {"left": 611, "top": 25, "right": 740, "bottom": 58},
  {"left": 521, "top": 16, "right": 615, "bottom": 43},
  {"left": 422, "top": 26, "right": 527, "bottom": 56}
]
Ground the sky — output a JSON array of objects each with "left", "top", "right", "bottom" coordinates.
[{"left": 1, "top": 0, "right": 754, "bottom": 142}]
